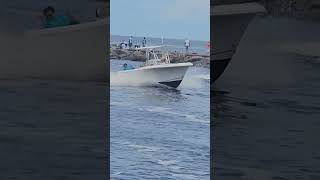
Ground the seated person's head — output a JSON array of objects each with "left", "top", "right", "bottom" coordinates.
[
  {"left": 123, "top": 63, "right": 127, "bottom": 68},
  {"left": 43, "top": 6, "right": 55, "bottom": 18}
]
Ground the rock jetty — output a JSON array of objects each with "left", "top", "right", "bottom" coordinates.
[{"left": 110, "top": 47, "right": 210, "bottom": 67}]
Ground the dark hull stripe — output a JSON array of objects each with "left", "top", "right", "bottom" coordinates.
[
  {"left": 158, "top": 80, "right": 183, "bottom": 88},
  {"left": 212, "top": 58, "right": 231, "bottom": 83}
]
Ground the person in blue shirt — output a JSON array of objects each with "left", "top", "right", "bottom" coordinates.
[
  {"left": 42, "top": 6, "right": 71, "bottom": 28},
  {"left": 123, "top": 63, "right": 135, "bottom": 71}
]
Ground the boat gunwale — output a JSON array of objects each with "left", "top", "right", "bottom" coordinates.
[{"left": 117, "top": 62, "right": 193, "bottom": 73}]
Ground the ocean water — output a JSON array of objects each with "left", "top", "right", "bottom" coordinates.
[
  {"left": 213, "top": 17, "right": 320, "bottom": 179},
  {"left": 0, "top": 80, "right": 108, "bottom": 179},
  {"left": 110, "top": 58, "right": 210, "bottom": 179}
]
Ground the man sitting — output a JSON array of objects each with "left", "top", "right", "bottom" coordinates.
[
  {"left": 42, "top": 6, "right": 78, "bottom": 28},
  {"left": 123, "top": 63, "right": 135, "bottom": 71}
]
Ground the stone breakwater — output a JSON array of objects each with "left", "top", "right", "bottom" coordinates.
[{"left": 110, "top": 47, "right": 210, "bottom": 67}]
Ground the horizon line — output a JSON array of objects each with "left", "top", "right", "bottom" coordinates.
[{"left": 110, "top": 34, "right": 209, "bottom": 42}]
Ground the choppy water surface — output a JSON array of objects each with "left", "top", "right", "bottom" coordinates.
[
  {"left": 110, "top": 59, "right": 210, "bottom": 179},
  {"left": 0, "top": 80, "right": 107, "bottom": 179},
  {"left": 213, "top": 17, "right": 320, "bottom": 180}
]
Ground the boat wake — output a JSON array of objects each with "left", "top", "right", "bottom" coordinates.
[
  {"left": 179, "top": 67, "right": 210, "bottom": 89},
  {"left": 139, "top": 106, "right": 209, "bottom": 125}
]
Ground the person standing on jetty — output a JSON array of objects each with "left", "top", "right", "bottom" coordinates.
[
  {"left": 142, "top": 37, "right": 147, "bottom": 47},
  {"left": 128, "top": 36, "right": 133, "bottom": 49},
  {"left": 184, "top": 38, "right": 190, "bottom": 54}
]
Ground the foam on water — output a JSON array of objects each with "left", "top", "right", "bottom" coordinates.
[
  {"left": 140, "top": 106, "right": 209, "bottom": 125},
  {"left": 179, "top": 65, "right": 210, "bottom": 90},
  {"left": 110, "top": 40, "right": 209, "bottom": 179},
  {"left": 128, "top": 144, "right": 161, "bottom": 153}
]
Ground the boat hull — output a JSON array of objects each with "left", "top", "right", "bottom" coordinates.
[
  {"left": 212, "top": 58, "right": 231, "bottom": 82},
  {"left": 0, "top": 19, "right": 108, "bottom": 81},
  {"left": 211, "top": 3, "right": 266, "bottom": 83},
  {"left": 111, "top": 63, "right": 193, "bottom": 88},
  {"left": 158, "top": 80, "right": 183, "bottom": 88}
]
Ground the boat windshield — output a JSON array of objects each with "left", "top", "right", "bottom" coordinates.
[{"left": 145, "top": 51, "right": 170, "bottom": 66}]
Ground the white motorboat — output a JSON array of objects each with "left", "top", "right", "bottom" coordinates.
[
  {"left": 0, "top": 0, "right": 108, "bottom": 82},
  {"left": 212, "top": 2, "right": 266, "bottom": 82},
  {"left": 0, "top": 18, "right": 108, "bottom": 81},
  {"left": 111, "top": 46, "right": 193, "bottom": 88}
]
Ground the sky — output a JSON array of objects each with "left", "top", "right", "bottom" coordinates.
[{"left": 110, "top": 0, "right": 210, "bottom": 41}]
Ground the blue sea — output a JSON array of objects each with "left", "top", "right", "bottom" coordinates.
[{"left": 110, "top": 38, "right": 210, "bottom": 179}]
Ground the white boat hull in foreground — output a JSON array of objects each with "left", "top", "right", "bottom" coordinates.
[
  {"left": 0, "top": 18, "right": 108, "bottom": 81},
  {"left": 212, "top": 2, "right": 266, "bottom": 82},
  {"left": 111, "top": 63, "right": 193, "bottom": 88}
]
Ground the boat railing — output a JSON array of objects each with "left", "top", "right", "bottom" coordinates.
[{"left": 145, "top": 52, "right": 171, "bottom": 66}]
